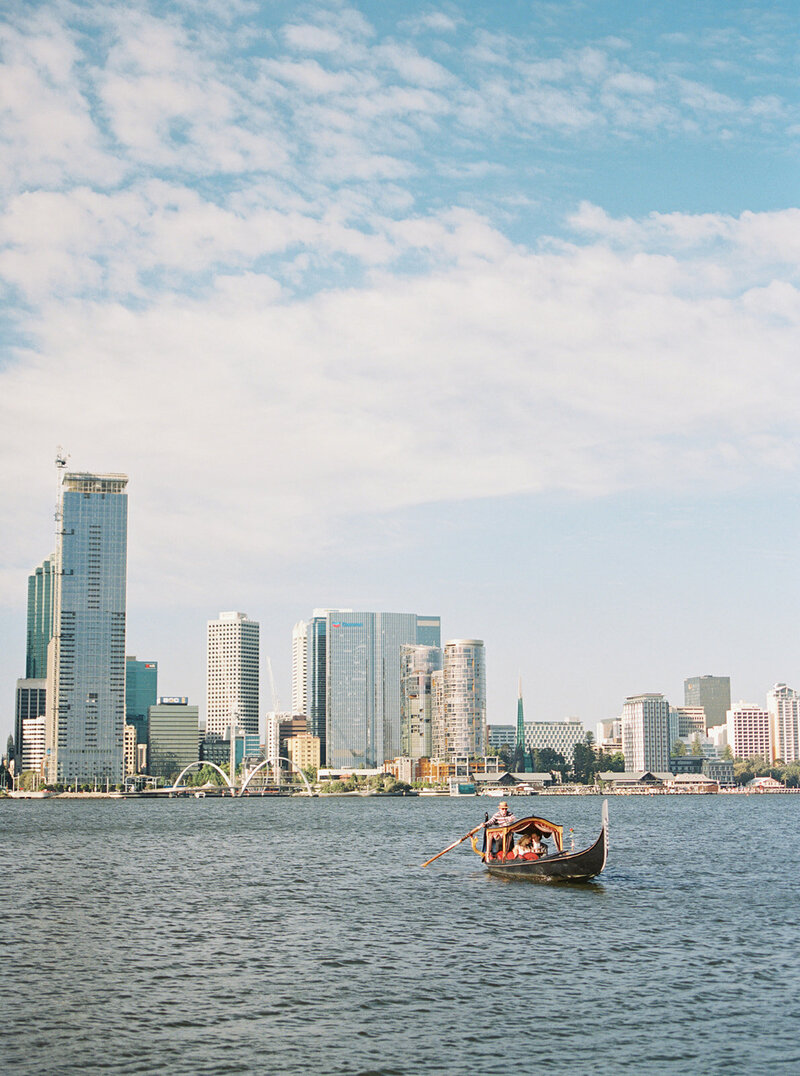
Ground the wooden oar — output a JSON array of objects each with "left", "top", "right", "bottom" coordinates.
[{"left": 420, "top": 822, "right": 485, "bottom": 868}]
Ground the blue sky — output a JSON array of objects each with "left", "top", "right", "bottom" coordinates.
[{"left": 3, "top": 0, "right": 800, "bottom": 741}]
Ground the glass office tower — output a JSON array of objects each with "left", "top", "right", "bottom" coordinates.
[
  {"left": 26, "top": 555, "right": 55, "bottom": 678},
  {"left": 45, "top": 472, "right": 128, "bottom": 785},
  {"left": 126, "top": 657, "right": 158, "bottom": 748}
]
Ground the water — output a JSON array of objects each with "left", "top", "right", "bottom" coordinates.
[{"left": 2, "top": 795, "right": 799, "bottom": 1074}]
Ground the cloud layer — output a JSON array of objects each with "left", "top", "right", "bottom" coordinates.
[{"left": 2, "top": 1, "right": 800, "bottom": 604}]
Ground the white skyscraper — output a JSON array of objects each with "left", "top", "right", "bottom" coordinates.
[
  {"left": 291, "top": 620, "right": 309, "bottom": 716},
  {"left": 432, "top": 639, "right": 486, "bottom": 758},
  {"left": 766, "top": 684, "right": 799, "bottom": 763},
  {"left": 621, "top": 694, "right": 670, "bottom": 772},
  {"left": 207, "top": 612, "right": 260, "bottom": 738}
]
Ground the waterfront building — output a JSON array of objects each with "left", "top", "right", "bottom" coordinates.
[
  {"left": 400, "top": 644, "right": 442, "bottom": 759},
  {"left": 621, "top": 694, "right": 670, "bottom": 773},
  {"left": 291, "top": 621, "right": 309, "bottom": 715},
  {"left": 20, "top": 714, "right": 46, "bottom": 773},
  {"left": 286, "top": 733, "right": 321, "bottom": 772},
  {"left": 207, "top": 612, "right": 260, "bottom": 738},
  {"left": 487, "top": 724, "right": 516, "bottom": 750},
  {"left": 668, "top": 707, "right": 706, "bottom": 745},
  {"left": 27, "top": 555, "right": 55, "bottom": 679},
  {"left": 123, "top": 723, "right": 137, "bottom": 776},
  {"left": 595, "top": 718, "right": 622, "bottom": 753},
  {"left": 523, "top": 719, "right": 586, "bottom": 763},
  {"left": 726, "top": 703, "right": 771, "bottom": 760},
  {"left": 45, "top": 471, "right": 128, "bottom": 786},
  {"left": 303, "top": 609, "right": 441, "bottom": 768},
  {"left": 125, "top": 657, "right": 157, "bottom": 750},
  {"left": 431, "top": 639, "right": 486, "bottom": 758},
  {"left": 767, "top": 683, "right": 800, "bottom": 763},
  {"left": 148, "top": 698, "right": 199, "bottom": 780},
  {"left": 15, "top": 678, "right": 47, "bottom": 773},
  {"left": 684, "top": 675, "right": 731, "bottom": 730}
]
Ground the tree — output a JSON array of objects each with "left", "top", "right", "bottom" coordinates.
[
  {"left": 572, "top": 740, "right": 597, "bottom": 784},
  {"left": 722, "top": 744, "right": 733, "bottom": 761},
  {"left": 672, "top": 740, "right": 686, "bottom": 757},
  {"left": 691, "top": 734, "right": 703, "bottom": 757},
  {"left": 513, "top": 746, "right": 527, "bottom": 773}
]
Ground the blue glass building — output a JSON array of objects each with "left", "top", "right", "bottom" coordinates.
[
  {"left": 45, "top": 472, "right": 128, "bottom": 785},
  {"left": 26, "top": 555, "right": 55, "bottom": 679},
  {"left": 126, "top": 656, "right": 158, "bottom": 748}
]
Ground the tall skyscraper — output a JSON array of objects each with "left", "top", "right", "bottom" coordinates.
[
  {"left": 291, "top": 620, "right": 309, "bottom": 715},
  {"left": 207, "top": 612, "right": 259, "bottom": 738},
  {"left": 304, "top": 609, "right": 440, "bottom": 768},
  {"left": 516, "top": 676, "right": 525, "bottom": 750},
  {"left": 26, "top": 555, "right": 55, "bottom": 678},
  {"left": 766, "top": 684, "right": 799, "bottom": 763},
  {"left": 621, "top": 694, "right": 670, "bottom": 772},
  {"left": 431, "top": 639, "right": 486, "bottom": 758},
  {"left": 684, "top": 675, "right": 731, "bottom": 729},
  {"left": 125, "top": 656, "right": 158, "bottom": 748},
  {"left": 400, "top": 644, "right": 442, "bottom": 758},
  {"left": 45, "top": 471, "right": 129, "bottom": 785}
]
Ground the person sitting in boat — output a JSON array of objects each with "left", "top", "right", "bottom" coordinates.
[
  {"left": 514, "top": 834, "right": 538, "bottom": 859},
  {"left": 531, "top": 831, "right": 549, "bottom": 856}
]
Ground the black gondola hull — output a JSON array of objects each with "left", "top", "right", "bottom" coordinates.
[{"left": 485, "top": 826, "right": 607, "bottom": 882}]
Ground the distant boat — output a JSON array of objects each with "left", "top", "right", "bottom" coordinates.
[{"left": 474, "top": 801, "right": 609, "bottom": 882}]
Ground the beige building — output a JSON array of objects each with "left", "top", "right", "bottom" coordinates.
[
  {"left": 726, "top": 703, "right": 771, "bottom": 760},
  {"left": 286, "top": 733, "right": 321, "bottom": 772},
  {"left": 123, "top": 723, "right": 137, "bottom": 775}
]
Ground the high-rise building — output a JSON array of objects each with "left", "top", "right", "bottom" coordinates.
[
  {"left": 45, "top": 471, "right": 128, "bottom": 785},
  {"left": 147, "top": 697, "right": 199, "bottom": 780},
  {"left": 26, "top": 555, "right": 55, "bottom": 679},
  {"left": 304, "top": 609, "right": 441, "bottom": 768},
  {"left": 621, "top": 694, "right": 670, "bottom": 772},
  {"left": 684, "top": 676, "right": 731, "bottom": 730},
  {"left": 726, "top": 703, "right": 771, "bottom": 760},
  {"left": 766, "top": 684, "right": 799, "bottom": 763},
  {"left": 516, "top": 677, "right": 525, "bottom": 750},
  {"left": 15, "top": 678, "right": 47, "bottom": 773},
  {"left": 400, "top": 644, "right": 442, "bottom": 758},
  {"left": 125, "top": 657, "right": 157, "bottom": 749},
  {"left": 291, "top": 621, "right": 309, "bottom": 715},
  {"left": 206, "top": 612, "right": 259, "bottom": 738},
  {"left": 431, "top": 639, "right": 486, "bottom": 758}
]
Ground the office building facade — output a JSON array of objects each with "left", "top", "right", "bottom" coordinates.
[
  {"left": 291, "top": 621, "right": 309, "bottom": 715},
  {"left": 621, "top": 694, "right": 670, "bottom": 772},
  {"left": 45, "top": 472, "right": 128, "bottom": 785},
  {"left": 684, "top": 676, "right": 731, "bottom": 730},
  {"left": 303, "top": 609, "right": 441, "bottom": 768},
  {"left": 148, "top": 698, "right": 199, "bottom": 780},
  {"left": 207, "top": 612, "right": 260, "bottom": 738},
  {"left": 400, "top": 644, "right": 442, "bottom": 759},
  {"left": 27, "top": 555, "right": 55, "bottom": 679},
  {"left": 15, "top": 678, "right": 47, "bottom": 773},
  {"left": 125, "top": 657, "right": 157, "bottom": 749},
  {"left": 766, "top": 684, "right": 799, "bottom": 763},
  {"left": 523, "top": 719, "right": 586, "bottom": 763}
]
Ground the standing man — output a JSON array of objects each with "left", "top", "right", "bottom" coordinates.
[{"left": 486, "top": 800, "right": 517, "bottom": 827}]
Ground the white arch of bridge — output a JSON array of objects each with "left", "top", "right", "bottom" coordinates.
[
  {"left": 239, "top": 756, "right": 315, "bottom": 797},
  {"left": 170, "top": 760, "right": 233, "bottom": 791}
]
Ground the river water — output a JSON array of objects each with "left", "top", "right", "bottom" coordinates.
[{"left": 2, "top": 794, "right": 798, "bottom": 1074}]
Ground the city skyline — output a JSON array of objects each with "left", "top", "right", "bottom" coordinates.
[{"left": 4, "top": 1, "right": 800, "bottom": 741}]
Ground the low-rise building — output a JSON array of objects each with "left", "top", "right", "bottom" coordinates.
[{"left": 286, "top": 733, "right": 321, "bottom": 772}]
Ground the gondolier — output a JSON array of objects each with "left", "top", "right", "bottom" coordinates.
[{"left": 486, "top": 800, "right": 516, "bottom": 826}]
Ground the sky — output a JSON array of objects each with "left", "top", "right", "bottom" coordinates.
[{"left": 3, "top": 0, "right": 800, "bottom": 744}]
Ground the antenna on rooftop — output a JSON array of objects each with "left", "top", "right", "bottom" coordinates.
[{"left": 54, "top": 446, "right": 69, "bottom": 532}]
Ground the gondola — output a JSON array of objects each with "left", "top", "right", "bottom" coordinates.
[{"left": 473, "top": 800, "right": 608, "bottom": 881}]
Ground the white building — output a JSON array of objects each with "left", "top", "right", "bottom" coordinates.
[
  {"left": 291, "top": 620, "right": 308, "bottom": 716},
  {"left": 207, "top": 612, "right": 260, "bottom": 738},
  {"left": 621, "top": 694, "right": 670, "bottom": 772},
  {"left": 726, "top": 703, "right": 771, "bottom": 760},
  {"left": 523, "top": 719, "right": 586, "bottom": 763},
  {"left": 20, "top": 714, "right": 46, "bottom": 772},
  {"left": 669, "top": 707, "right": 706, "bottom": 745},
  {"left": 400, "top": 644, "right": 442, "bottom": 758},
  {"left": 431, "top": 639, "right": 486, "bottom": 758},
  {"left": 767, "top": 684, "right": 800, "bottom": 763}
]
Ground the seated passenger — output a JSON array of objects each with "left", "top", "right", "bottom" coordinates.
[
  {"left": 514, "top": 834, "right": 538, "bottom": 859},
  {"left": 531, "top": 832, "right": 548, "bottom": 856}
]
